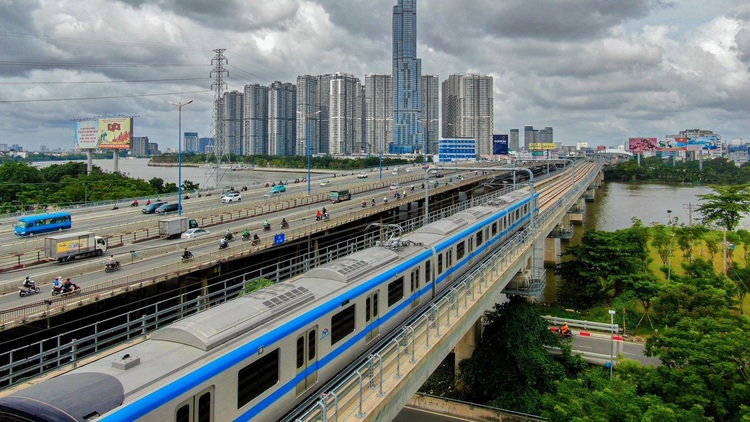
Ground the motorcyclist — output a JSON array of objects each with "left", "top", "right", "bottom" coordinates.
[
  {"left": 242, "top": 228, "right": 250, "bottom": 239},
  {"left": 225, "top": 228, "right": 233, "bottom": 241},
  {"left": 252, "top": 233, "right": 260, "bottom": 244},
  {"left": 63, "top": 278, "right": 76, "bottom": 292},
  {"left": 316, "top": 210, "right": 322, "bottom": 220},
  {"left": 281, "top": 218, "right": 288, "bottom": 228},
  {"left": 146, "top": 199, "right": 151, "bottom": 205},
  {"left": 106, "top": 255, "right": 118, "bottom": 268},
  {"left": 371, "top": 198, "right": 375, "bottom": 206},
  {"left": 561, "top": 322, "right": 570, "bottom": 336},
  {"left": 362, "top": 199, "right": 367, "bottom": 207},
  {"left": 219, "top": 237, "right": 229, "bottom": 249},
  {"left": 263, "top": 219, "right": 270, "bottom": 229},
  {"left": 131, "top": 199, "right": 139, "bottom": 207},
  {"left": 182, "top": 248, "right": 193, "bottom": 259},
  {"left": 321, "top": 207, "right": 327, "bottom": 216},
  {"left": 52, "top": 276, "right": 62, "bottom": 290},
  {"left": 23, "top": 276, "right": 36, "bottom": 290}
]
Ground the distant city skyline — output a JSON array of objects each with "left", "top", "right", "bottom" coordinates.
[{"left": 0, "top": 0, "right": 748, "bottom": 151}]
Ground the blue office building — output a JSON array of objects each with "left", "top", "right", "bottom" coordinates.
[
  {"left": 392, "top": 0, "right": 422, "bottom": 154},
  {"left": 438, "top": 138, "right": 477, "bottom": 163}
]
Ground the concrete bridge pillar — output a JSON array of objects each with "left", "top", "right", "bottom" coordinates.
[
  {"left": 454, "top": 318, "right": 482, "bottom": 392},
  {"left": 544, "top": 237, "right": 561, "bottom": 265}
]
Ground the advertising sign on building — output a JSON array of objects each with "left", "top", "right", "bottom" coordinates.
[
  {"left": 98, "top": 118, "right": 133, "bottom": 150},
  {"left": 438, "top": 138, "right": 477, "bottom": 163},
  {"left": 529, "top": 142, "right": 556, "bottom": 150},
  {"left": 686, "top": 136, "right": 719, "bottom": 151},
  {"left": 74, "top": 121, "right": 99, "bottom": 149},
  {"left": 628, "top": 138, "right": 658, "bottom": 154},
  {"left": 492, "top": 134, "right": 509, "bottom": 155},
  {"left": 659, "top": 137, "right": 687, "bottom": 151}
]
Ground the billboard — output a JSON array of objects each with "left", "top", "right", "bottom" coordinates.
[
  {"left": 658, "top": 137, "right": 687, "bottom": 151},
  {"left": 529, "top": 142, "right": 556, "bottom": 151},
  {"left": 628, "top": 137, "right": 658, "bottom": 154},
  {"left": 493, "top": 134, "right": 509, "bottom": 155},
  {"left": 687, "top": 136, "right": 719, "bottom": 151},
  {"left": 98, "top": 118, "right": 133, "bottom": 149},
  {"left": 74, "top": 121, "right": 99, "bottom": 149}
]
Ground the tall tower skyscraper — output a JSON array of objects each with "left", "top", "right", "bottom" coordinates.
[
  {"left": 509, "top": 129, "right": 519, "bottom": 151},
  {"left": 329, "top": 73, "right": 363, "bottom": 155},
  {"left": 442, "top": 74, "right": 494, "bottom": 156},
  {"left": 243, "top": 83, "right": 269, "bottom": 155},
  {"left": 364, "top": 74, "right": 393, "bottom": 155},
  {"left": 421, "top": 74, "right": 439, "bottom": 155},
  {"left": 222, "top": 90, "right": 244, "bottom": 156},
  {"left": 268, "top": 81, "right": 297, "bottom": 156},
  {"left": 524, "top": 126, "right": 534, "bottom": 150},
  {"left": 392, "top": 0, "right": 422, "bottom": 154}
]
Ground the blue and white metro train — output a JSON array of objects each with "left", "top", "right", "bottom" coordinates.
[{"left": 0, "top": 188, "right": 538, "bottom": 422}]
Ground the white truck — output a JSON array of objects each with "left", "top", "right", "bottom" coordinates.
[
  {"left": 158, "top": 217, "right": 198, "bottom": 239},
  {"left": 45, "top": 231, "right": 107, "bottom": 262}
]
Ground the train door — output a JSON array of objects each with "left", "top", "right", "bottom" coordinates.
[
  {"left": 426, "top": 259, "right": 434, "bottom": 298},
  {"left": 365, "top": 291, "right": 380, "bottom": 343},
  {"left": 174, "top": 386, "right": 214, "bottom": 422},
  {"left": 410, "top": 267, "right": 421, "bottom": 310},
  {"left": 295, "top": 326, "right": 318, "bottom": 397}
]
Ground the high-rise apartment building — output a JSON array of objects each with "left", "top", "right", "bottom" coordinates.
[
  {"left": 421, "top": 75, "right": 439, "bottom": 155},
  {"left": 364, "top": 74, "right": 393, "bottom": 155},
  {"left": 441, "top": 74, "right": 494, "bottom": 156},
  {"left": 268, "top": 81, "right": 297, "bottom": 156},
  {"left": 523, "top": 126, "right": 534, "bottom": 150},
  {"left": 184, "top": 132, "right": 198, "bottom": 153},
  {"left": 509, "top": 129, "right": 519, "bottom": 151},
  {"left": 131, "top": 136, "right": 149, "bottom": 156},
  {"left": 199, "top": 137, "right": 214, "bottom": 154},
  {"left": 222, "top": 90, "right": 244, "bottom": 156},
  {"left": 539, "top": 127, "right": 554, "bottom": 143},
  {"left": 243, "top": 84, "right": 269, "bottom": 155},
  {"left": 329, "top": 73, "right": 363, "bottom": 155},
  {"left": 392, "top": 0, "right": 422, "bottom": 154},
  {"left": 296, "top": 75, "right": 321, "bottom": 156}
]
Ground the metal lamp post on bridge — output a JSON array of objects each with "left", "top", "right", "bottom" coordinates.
[
  {"left": 298, "top": 110, "right": 322, "bottom": 195},
  {"left": 168, "top": 99, "right": 193, "bottom": 216},
  {"left": 609, "top": 309, "right": 616, "bottom": 380}
]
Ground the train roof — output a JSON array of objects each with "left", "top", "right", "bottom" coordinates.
[{"left": 305, "top": 247, "right": 399, "bottom": 284}]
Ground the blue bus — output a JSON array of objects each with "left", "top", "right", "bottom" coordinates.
[{"left": 14, "top": 212, "right": 72, "bottom": 236}]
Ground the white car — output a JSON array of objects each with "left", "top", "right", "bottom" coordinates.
[
  {"left": 389, "top": 183, "right": 401, "bottom": 190},
  {"left": 263, "top": 191, "right": 282, "bottom": 199},
  {"left": 319, "top": 180, "right": 332, "bottom": 187},
  {"left": 357, "top": 173, "right": 368, "bottom": 179},
  {"left": 221, "top": 192, "right": 242, "bottom": 203},
  {"left": 181, "top": 228, "right": 210, "bottom": 239}
]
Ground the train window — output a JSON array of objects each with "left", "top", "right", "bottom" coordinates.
[
  {"left": 176, "top": 404, "right": 190, "bottom": 422},
  {"left": 197, "top": 391, "right": 211, "bottom": 422},
  {"left": 308, "top": 330, "right": 316, "bottom": 360},
  {"left": 331, "top": 305, "right": 356, "bottom": 345},
  {"left": 410, "top": 268, "right": 420, "bottom": 292},
  {"left": 425, "top": 261, "right": 431, "bottom": 283},
  {"left": 447, "top": 250, "right": 452, "bottom": 267},
  {"left": 388, "top": 277, "right": 404, "bottom": 307},
  {"left": 366, "top": 297, "right": 371, "bottom": 322},
  {"left": 492, "top": 222, "right": 497, "bottom": 236},
  {"left": 438, "top": 254, "right": 443, "bottom": 274},
  {"left": 237, "top": 348, "right": 279, "bottom": 408},
  {"left": 515, "top": 209, "right": 520, "bottom": 220},
  {"left": 373, "top": 292, "right": 379, "bottom": 317},
  {"left": 456, "top": 241, "right": 465, "bottom": 260},
  {"left": 296, "top": 337, "right": 304, "bottom": 368},
  {"left": 476, "top": 231, "right": 483, "bottom": 247}
]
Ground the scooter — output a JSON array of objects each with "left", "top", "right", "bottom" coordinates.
[
  {"left": 181, "top": 255, "right": 194, "bottom": 263},
  {"left": 104, "top": 261, "right": 121, "bottom": 273},
  {"left": 130, "top": 200, "right": 139, "bottom": 207},
  {"left": 52, "top": 284, "right": 81, "bottom": 297},
  {"left": 361, "top": 200, "right": 367, "bottom": 208},
  {"left": 18, "top": 285, "right": 41, "bottom": 297},
  {"left": 263, "top": 225, "right": 271, "bottom": 232},
  {"left": 219, "top": 239, "right": 229, "bottom": 250},
  {"left": 223, "top": 233, "right": 234, "bottom": 242},
  {"left": 558, "top": 328, "right": 574, "bottom": 339},
  {"left": 281, "top": 221, "right": 289, "bottom": 229}
]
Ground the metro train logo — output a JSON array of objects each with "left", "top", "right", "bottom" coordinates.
[{"left": 320, "top": 328, "right": 330, "bottom": 340}]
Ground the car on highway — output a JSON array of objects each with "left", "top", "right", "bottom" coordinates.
[
  {"left": 155, "top": 203, "right": 182, "bottom": 214},
  {"left": 181, "top": 228, "right": 210, "bottom": 239},
  {"left": 141, "top": 202, "right": 165, "bottom": 214},
  {"left": 221, "top": 192, "right": 242, "bottom": 203},
  {"left": 357, "top": 173, "right": 368, "bottom": 179},
  {"left": 319, "top": 180, "right": 332, "bottom": 187},
  {"left": 263, "top": 191, "right": 282, "bottom": 199},
  {"left": 389, "top": 184, "right": 401, "bottom": 190},
  {"left": 271, "top": 185, "right": 286, "bottom": 193}
]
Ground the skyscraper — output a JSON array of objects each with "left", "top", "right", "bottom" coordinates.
[
  {"left": 392, "top": 0, "right": 422, "bottom": 154},
  {"left": 329, "top": 73, "right": 363, "bottom": 155},
  {"left": 524, "top": 126, "right": 534, "bottom": 150},
  {"left": 364, "top": 74, "right": 393, "bottom": 155},
  {"left": 269, "top": 81, "right": 297, "bottom": 156},
  {"left": 243, "top": 84, "right": 269, "bottom": 155},
  {"left": 222, "top": 90, "right": 244, "bottom": 156},
  {"left": 184, "top": 132, "right": 199, "bottom": 153},
  {"left": 509, "top": 129, "right": 519, "bottom": 151},
  {"left": 442, "top": 74, "right": 494, "bottom": 156},
  {"left": 421, "top": 75, "right": 439, "bottom": 155}
]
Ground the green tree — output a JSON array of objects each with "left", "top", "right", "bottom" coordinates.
[
  {"left": 644, "top": 316, "right": 750, "bottom": 421},
  {"left": 149, "top": 177, "right": 165, "bottom": 193},
  {"left": 556, "top": 228, "right": 649, "bottom": 307},
  {"left": 620, "top": 272, "right": 662, "bottom": 329},
  {"left": 651, "top": 223, "right": 673, "bottom": 265},
  {"left": 674, "top": 224, "right": 707, "bottom": 263},
  {"left": 456, "top": 296, "right": 584, "bottom": 413}
]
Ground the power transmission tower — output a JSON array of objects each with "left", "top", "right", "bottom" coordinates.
[{"left": 206, "top": 48, "right": 229, "bottom": 189}]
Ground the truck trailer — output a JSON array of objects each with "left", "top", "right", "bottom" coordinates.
[
  {"left": 158, "top": 217, "right": 198, "bottom": 239},
  {"left": 45, "top": 231, "right": 107, "bottom": 262}
]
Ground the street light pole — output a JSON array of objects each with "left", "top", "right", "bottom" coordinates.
[
  {"left": 609, "top": 309, "right": 616, "bottom": 380},
  {"left": 298, "top": 110, "right": 321, "bottom": 195},
  {"left": 169, "top": 99, "right": 193, "bottom": 216}
]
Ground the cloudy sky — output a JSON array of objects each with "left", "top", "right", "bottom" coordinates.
[{"left": 1, "top": 0, "right": 749, "bottom": 152}]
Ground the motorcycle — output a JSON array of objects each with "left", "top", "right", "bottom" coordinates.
[
  {"left": 361, "top": 200, "right": 367, "bottom": 208},
  {"left": 219, "top": 241, "right": 229, "bottom": 250},
  {"left": 281, "top": 221, "right": 289, "bottom": 229},
  {"left": 181, "top": 255, "right": 194, "bottom": 263},
  {"left": 223, "top": 233, "right": 234, "bottom": 242},
  {"left": 241, "top": 233, "right": 252, "bottom": 241},
  {"left": 18, "top": 285, "right": 41, "bottom": 297},
  {"left": 104, "top": 261, "right": 121, "bottom": 273},
  {"left": 130, "top": 200, "right": 139, "bottom": 207},
  {"left": 52, "top": 283, "right": 81, "bottom": 297},
  {"left": 558, "top": 328, "right": 574, "bottom": 339},
  {"left": 263, "top": 224, "right": 271, "bottom": 232}
]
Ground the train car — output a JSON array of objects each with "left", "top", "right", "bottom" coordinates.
[{"left": 0, "top": 189, "right": 538, "bottom": 422}]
